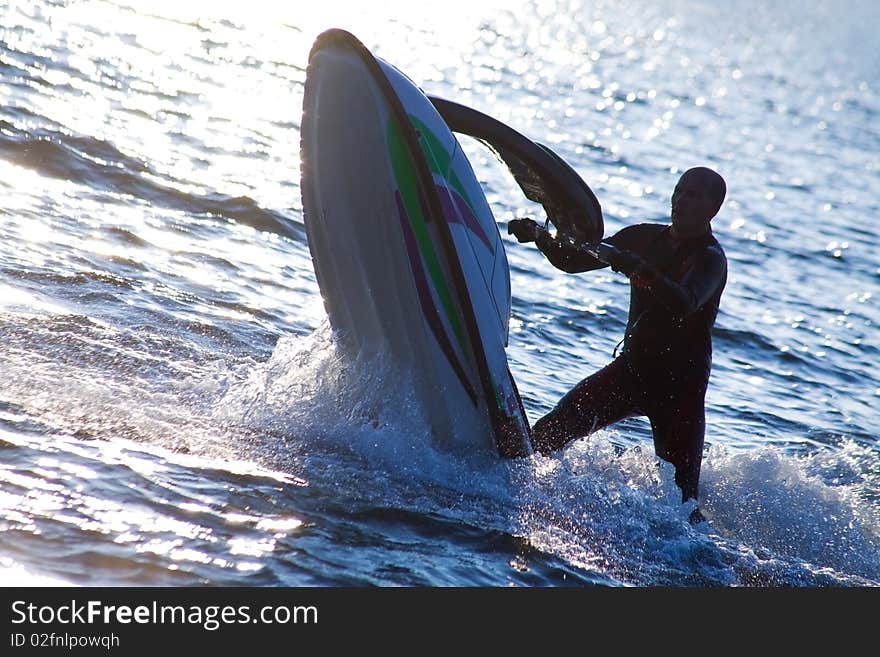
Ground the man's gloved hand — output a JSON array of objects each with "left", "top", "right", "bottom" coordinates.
[
  {"left": 508, "top": 218, "right": 542, "bottom": 243},
  {"left": 606, "top": 248, "right": 646, "bottom": 276}
]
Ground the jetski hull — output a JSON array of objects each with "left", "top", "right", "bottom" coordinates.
[{"left": 300, "top": 29, "right": 532, "bottom": 457}]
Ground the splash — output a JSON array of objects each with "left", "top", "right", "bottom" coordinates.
[
  {"left": 507, "top": 432, "right": 880, "bottom": 586},
  {"left": 208, "top": 324, "right": 880, "bottom": 585},
  {"left": 210, "top": 323, "right": 515, "bottom": 500},
  {"left": 701, "top": 441, "right": 880, "bottom": 583},
  {"left": 212, "top": 323, "right": 430, "bottom": 446},
  {"left": 511, "top": 437, "right": 734, "bottom": 586}
]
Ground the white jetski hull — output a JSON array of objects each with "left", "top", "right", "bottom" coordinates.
[{"left": 300, "top": 30, "right": 532, "bottom": 457}]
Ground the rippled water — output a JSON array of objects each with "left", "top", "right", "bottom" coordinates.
[{"left": 1, "top": 0, "right": 878, "bottom": 587}]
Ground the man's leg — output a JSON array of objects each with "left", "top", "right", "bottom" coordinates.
[
  {"left": 647, "top": 389, "right": 706, "bottom": 502},
  {"left": 531, "top": 357, "right": 640, "bottom": 454}
]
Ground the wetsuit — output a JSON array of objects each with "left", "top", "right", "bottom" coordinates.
[{"left": 530, "top": 223, "right": 727, "bottom": 502}]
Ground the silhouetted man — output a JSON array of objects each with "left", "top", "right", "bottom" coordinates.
[{"left": 509, "top": 167, "right": 727, "bottom": 523}]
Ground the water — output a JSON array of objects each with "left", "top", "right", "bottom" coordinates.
[{"left": 0, "top": 0, "right": 878, "bottom": 587}]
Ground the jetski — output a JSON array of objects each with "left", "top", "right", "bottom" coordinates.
[{"left": 300, "top": 29, "right": 603, "bottom": 458}]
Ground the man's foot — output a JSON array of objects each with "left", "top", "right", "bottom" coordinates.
[{"left": 688, "top": 507, "right": 707, "bottom": 525}]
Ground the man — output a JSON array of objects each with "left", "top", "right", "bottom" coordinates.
[{"left": 508, "top": 167, "right": 727, "bottom": 523}]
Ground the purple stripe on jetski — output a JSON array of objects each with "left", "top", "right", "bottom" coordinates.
[
  {"left": 395, "top": 191, "right": 477, "bottom": 404},
  {"left": 436, "top": 186, "right": 494, "bottom": 254}
]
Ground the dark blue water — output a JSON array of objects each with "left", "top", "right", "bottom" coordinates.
[{"left": 0, "top": 0, "right": 878, "bottom": 587}]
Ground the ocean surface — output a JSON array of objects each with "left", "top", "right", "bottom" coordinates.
[{"left": 1, "top": 0, "right": 878, "bottom": 587}]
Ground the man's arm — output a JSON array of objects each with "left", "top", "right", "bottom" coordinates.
[
  {"left": 532, "top": 224, "right": 647, "bottom": 274},
  {"left": 640, "top": 246, "right": 727, "bottom": 317},
  {"left": 508, "top": 218, "right": 631, "bottom": 274},
  {"left": 534, "top": 231, "right": 607, "bottom": 273}
]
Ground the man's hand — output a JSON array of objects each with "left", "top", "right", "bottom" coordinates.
[
  {"left": 508, "top": 218, "right": 543, "bottom": 243},
  {"left": 606, "top": 248, "right": 646, "bottom": 276}
]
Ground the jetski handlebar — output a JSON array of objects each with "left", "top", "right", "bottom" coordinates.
[{"left": 580, "top": 241, "right": 619, "bottom": 265}]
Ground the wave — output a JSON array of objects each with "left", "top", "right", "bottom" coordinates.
[
  {"left": 1, "top": 304, "right": 877, "bottom": 587},
  {"left": 0, "top": 117, "right": 304, "bottom": 240}
]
